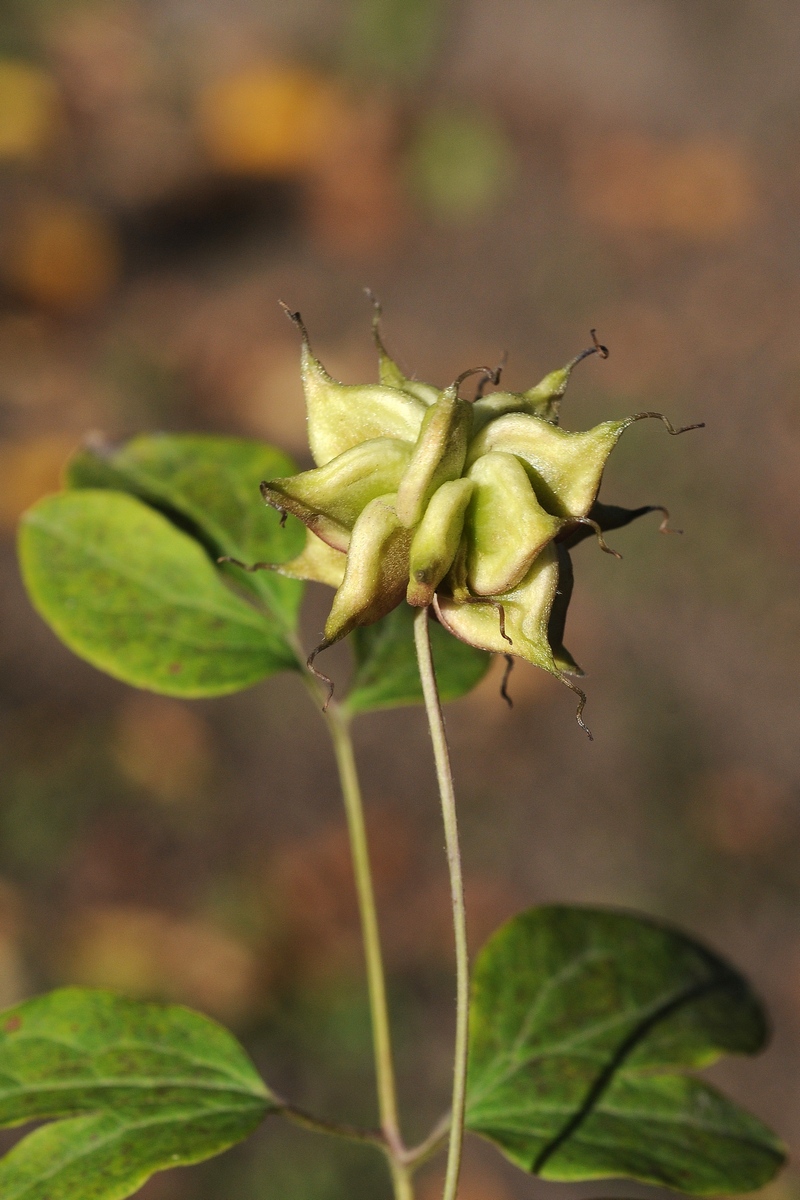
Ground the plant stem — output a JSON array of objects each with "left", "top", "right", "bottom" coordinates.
[
  {"left": 292, "top": 634, "right": 415, "bottom": 1198},
  {"left": 402, "top": 1112, "right": 451, "bottom": 1170},
  {"left": 280, "top": 1103, "right": 384, "bottom": 1148},
  {"left": 321, "top": 698, "right": 413, "bottom": 1200},
  {"left": 413, "top": 607, "right": 469, "bottom": 1200}
]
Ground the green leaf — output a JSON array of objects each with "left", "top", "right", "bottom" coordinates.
[
  {"left": 66, "top": 435, "right": 305, "bottom": 629},
  {"left": 343, "top": 604, "right": 490, "bottom": 714},
  {"left": 19, "top": 490, "right": 298, "bottom": 696},
  {"left": 466, "top": 905, "right": 785, "bottom": 1195},
  {"left": 0, "top": 987, "right": 275, "bottom": 1200}
]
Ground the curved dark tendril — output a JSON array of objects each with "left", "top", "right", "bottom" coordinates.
[
  {"left": 474, "top": 350, "right": 508, "bottom": 400},
  {"left": 590, "top": 328, "right": 609, "bottom": 359},
  {"left": 564, "top": 329, "right": 609, "bottom": 375},
  {"left": 500, "top": 654, "right": 514, "bottom": 708},
  {"left": 648, "top": 505, "right": 682, "bottom": 535},
  {"left": 454, "top": 365, "right": 502, "bottom": 400},
  {"left": 572, "top": 518, "right": 622, "bottom": 559},
  {"left": 307, "top": 643, "right": 335, "bottom": 711},
  {"left": 629, "top": 412, "right": 705, "bottom": 435},
  {"left": 217, "top": 555, "right": 274, "bottom": 573},
  {"left": 569, "top": 346, "right": 600, "bottom": 369},
  {"left": 463, "top": 595, "right": 513, "bottom": 646},
  {"left": 494, "top": 602, "right": 512, "bottom": 646},
  {"left": 561, "top": 676, "right": 593, "bottom": 740}
]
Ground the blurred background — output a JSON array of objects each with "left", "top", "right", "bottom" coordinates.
[{"left": 1, "top": 1, "right": 800, "bottom": 1197}]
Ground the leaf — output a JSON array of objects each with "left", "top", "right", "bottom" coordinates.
[
  {"left": 0, "top": 988, "right": 275, "bottom": 1200},
  {"left": 343, "top": 604, "right": 490, "bottom": 714},
  {"left": 19, "top": 490, "right": 298, "bottom": 696},
  {"left": 66, "top": 434, "right": 305, "bottom": 629},
  {"left": 466, "top": 905, "right": 785, "bottom": 1195}
]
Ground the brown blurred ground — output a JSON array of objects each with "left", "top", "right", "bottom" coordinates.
[{"left": 1, "top": 2, "right": 800, "bottom": 1198}]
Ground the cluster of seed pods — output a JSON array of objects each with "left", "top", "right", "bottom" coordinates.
[{"left": 229, "top": 301, "right": 701, "bottom": 734}]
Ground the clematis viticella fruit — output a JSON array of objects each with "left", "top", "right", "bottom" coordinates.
[{"left": 243, "top": 303, "right": 701, "bottom": 734}]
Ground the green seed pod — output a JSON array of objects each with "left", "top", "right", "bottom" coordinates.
[
  {"left": 395, "top": 379, "right": 475, "bottom": 528},
  {"left": 407, "top": 478, "right": 474, "bottom": 607},
  {"left": 467, "top": 413, "right": 635, "bottom": 519},
  {"left": 284, "top": 308, "right": 426, "bottom": 466},
  {"left": 465, "top": 451, "right": 562, "bottom": 596},
  {"left": 273, "top": 529, "right": 346, "bottom": 589},
  {"left": 322, "top": 495, "right": 412, "bottom": 646},
  {"left": 435, "top": 543, "right": 561, "bottom": 673},
  {"left": 262, "top": 437, "right": 413, "bottom": 550}
]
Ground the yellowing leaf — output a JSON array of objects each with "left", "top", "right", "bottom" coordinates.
[
  {"left": 0, "top": 60, "right": 59, "bottom": 161},
  {"left": 196, "top": 65, "right": 345, "bottom": 175},
  {"left": 7, "top": 201, "right": 120, "bottom": 312}
]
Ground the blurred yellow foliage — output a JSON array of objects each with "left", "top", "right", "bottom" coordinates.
[
  {"left": 571, "top": 132, "right": 758, "bottom": 240},
  {"left": 65, "top": 905, "right": 259, "bottom": 1020},
  {"left": 7, "top": 200, "right": 120, "bottom": 312},
  {"left": 113, "top": 694, "right": 213, "bottom": 803},
  {"left": 0, "top": 60, "right": 59, "bottom": 161},
  {"left": 196, "top": 65, "right": 345, "bottom": 176},
  {"left": 0, "top": 435, "right": 77, "bottom": 529}
]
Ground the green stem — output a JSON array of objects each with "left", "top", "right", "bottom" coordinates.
[
  {"left": 402, "top": 1112, "right": 450, "bottom": 1170},
  {"left": 413, "top": 607, "right": 469, "bottom": 1200},
  {"left": 292, "top": 634, "right": 415, "bottom": 1198},
  {"left": 281, "top": 1102, "right": 384, "bottom": 1148},
  {"left": 322, "top": 706, "right": 400, "bottom": 1143},
  {"left": 321, "top": 697, "right": 414, "bottom": 1200}
]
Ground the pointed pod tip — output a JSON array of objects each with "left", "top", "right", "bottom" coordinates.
[{"left": 278, "top": 302, "right": 310, "bottom": 343}]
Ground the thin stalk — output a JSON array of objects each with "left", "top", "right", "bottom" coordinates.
[
  {"left": 283, "top": 1103, "right": 414, "bottom": 1199},
  {"left": 281, "top": 1102, "right": 384, "bottom": 1148},
  {"left": 402, "top": 1112, "right": 450, "bottom": 1170},
  {"left": 322, "top": 705, "right": 401, "bottom": 1146},
  {"left": 319, "top": 692, "right": 414, "bottom": 1199},
  {"left": 388, "top": 1159, "right": 416, "bottom": 1200},
  {"left": 278, "top": 645, "right": 414, "bottom": 1198},
  {"left": 413, "top": 607, "right": 469, "bottom": 1200}
]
